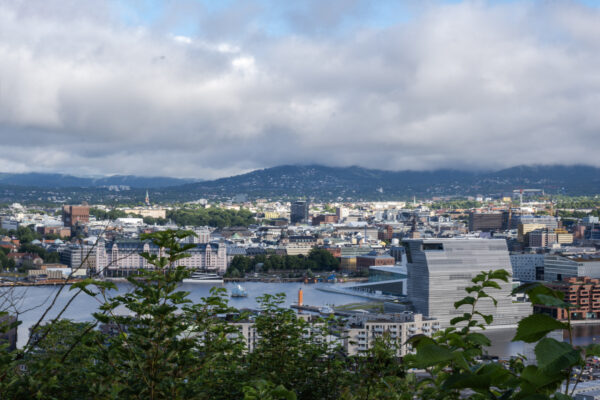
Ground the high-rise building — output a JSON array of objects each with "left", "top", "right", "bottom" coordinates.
[
  {"left": 62, "top": 204, "right": 90, "bottom": 228},
  {"left": 403, "top": 238, "right": 530, "bottom": 326},
  {"left": 290, "top": 201, "right": 309, "bottom": 224},
  {"left": 468, "top": 212, "right": 505, "bottom": 232}
]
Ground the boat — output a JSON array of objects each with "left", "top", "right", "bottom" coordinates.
[
  {"left": 319, "top": 306, "right": 334, "bottom": 315},
  {"left": 230, "top": 284, "right": 248, "bottom": 298},
  {"left": 182, "top": 271, "right": 223, "bottom": 283}
]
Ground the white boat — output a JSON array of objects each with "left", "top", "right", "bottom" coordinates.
[
  {"left": 319, "top": 306, "right": 334, "bottom": 315},
  {"left": 230, "top": 284, "right": 248, "bottom": 298},
  {"left": 182, "top": 271, "right": 223, "bottom": 283}
]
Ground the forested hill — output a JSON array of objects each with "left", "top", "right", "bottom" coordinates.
[
  {"left": 167, "top": 164, "right": 600, "bottom": 200},
  {"left": 0, "top": 165, "right": 598, "bottom": 203},
  {"left": 0, "top": 173, "right": 198, "bottom": 188}
]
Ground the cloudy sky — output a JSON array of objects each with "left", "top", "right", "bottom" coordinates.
[{"left": 1, "top": 0, "right": 599, "bottom": 179}]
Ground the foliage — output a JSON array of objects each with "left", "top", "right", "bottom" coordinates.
[
  {"left": 226, "top": 248, "right": 340, "bottom": 277},
  {"left": 90, "top": 207, "right": 136, "bottom": 220},
  {"left": 167, "top": 207, "right": 256, "bottom": 228}
]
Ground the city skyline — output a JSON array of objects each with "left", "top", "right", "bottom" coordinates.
[{"left": 1, "top": 0, "right": 600, "bottom": 179}]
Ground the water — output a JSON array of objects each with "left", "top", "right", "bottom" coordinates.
[
  {"left": 5, "top": 283, "right": 600, "bottom": 357},
  {"left": 2, "top": 281, "right": 364, "bottom": 348}
]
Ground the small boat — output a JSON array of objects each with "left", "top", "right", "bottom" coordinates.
[
  {"left": 319, "top": 306, "right": 334, "bottom": 315},
  {"left": 230, "top": 284, "right": 248, "bottom": 298},
  {"left": 182, "top": 271, "right": 223, "bottom": 283}
]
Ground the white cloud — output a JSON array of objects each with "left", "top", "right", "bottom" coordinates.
[{"left": 0, "top": 1, "right": 599, "bottom": 179}]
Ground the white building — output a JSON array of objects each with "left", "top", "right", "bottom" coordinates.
[
  {"left": 343, "top": 313, "right": 439, "bottom": 357},
  {"left": 95, "top": 239, "right": 227, "bottom": 277}
]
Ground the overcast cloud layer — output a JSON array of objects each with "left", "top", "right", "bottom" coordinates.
[{"left": 1, "top": 0, "right": 599, "bottom": 179}]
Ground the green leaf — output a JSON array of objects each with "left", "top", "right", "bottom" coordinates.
[
  {"left": 482, "top": 280, "right": 501, "bottom": 290},
  {"left": 535, "top": 294, "right": 573, "bottom": 309},
  {"left": 411, "top": 343, "right": 455, "bottom": 368},
  {"left": 465, "top": 332, "right": 491, "bottom": 347},
  {"left": 535, "top": 338, "right": 582, "bottom": 375},
  {"left": 454, "top": 296, "right": 476, "bottom": 309},
  {"left": 513, "top": 314, "right": 567, "bottom": 343}
]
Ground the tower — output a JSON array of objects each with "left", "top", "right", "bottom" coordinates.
[{"left": 145, "top": 190, "right": 150, "bottom": 207}]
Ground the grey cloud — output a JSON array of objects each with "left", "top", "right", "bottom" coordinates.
[{"left": 0, "top": 1, "right": 599, "bottom": 179}]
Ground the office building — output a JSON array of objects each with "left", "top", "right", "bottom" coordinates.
[
  {"left": 403, "top": 238, "right": 530, "bottom": 326},
  {"left": 290, "top": 201, "right": 309, "bottom": 224},
  {"left": 543, "top": 254, "right": 600, "bottom": 282},
  {"left": 510, "top": 253, "right": 544, "bottom": 282},
  {"left": 512, "top": 215, "right": 558, "bottom": 231},
  {"left": 468, "top": 212, "right": 506, "bottom": 232}
]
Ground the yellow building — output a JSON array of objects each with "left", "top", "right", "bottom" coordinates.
[
  {"left": 555, "top": 229, "right": 574, "bottom": 244},
  {"left": 341, "top": 256, "right": 357, "bottom": 272},
  {"left": 518, "top": 223, "right": 546, "bottom": 242}
]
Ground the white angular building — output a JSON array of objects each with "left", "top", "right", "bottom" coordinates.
[{"left": 403, "top": 238, "right": 530, "bottom": 327}]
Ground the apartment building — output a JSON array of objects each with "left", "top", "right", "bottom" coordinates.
[
  {"left": 535, "top": 277, "right": 600, "bottom": 321},
  {"left": 343, "top": 313, "right": 439, "bottom": 357}
]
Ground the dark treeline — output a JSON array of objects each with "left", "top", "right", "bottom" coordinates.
[
  {"left": 226, "top": 249, "right": 340, "bottom": 277},
  {"left": 90, "top": 206, "right": 256, "bottom": 228},
  {"left": 166, "top": 207, "right": 256, "bottom": 228}
]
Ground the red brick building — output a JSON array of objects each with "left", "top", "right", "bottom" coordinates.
[
  {"left": 62, "top": 205, "right": 90, "bottom": 227},
  {"left": 312, "top": 214, "right": 338, "bottom": 226},
  {"left": 535, "top": 277, "right": 600, "bottom": 321},
  {"left": 378, "top": 225, "right": 394, "bottom": 241},
  {"left": 356, "top": 252, "right": 395, "bottom": 273}
]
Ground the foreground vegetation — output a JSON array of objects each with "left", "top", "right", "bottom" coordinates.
[{"left": 0, "top": 230, "right": 597, "bottom": 399}]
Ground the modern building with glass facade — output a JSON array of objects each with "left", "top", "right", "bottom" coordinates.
[{"left": 403, "top": 238, "right": 530, "bottom": 327}]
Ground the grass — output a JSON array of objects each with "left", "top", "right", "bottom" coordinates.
[{"left": 335, "top": 302, "right": 384, "bottom": 313}]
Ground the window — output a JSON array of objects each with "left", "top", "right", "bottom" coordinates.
[{"left": 423, "top": 243, "right": 444, "bottom": 251}]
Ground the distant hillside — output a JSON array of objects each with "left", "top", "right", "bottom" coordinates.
[
  {"left": 0, "top": 173, "right": 199, "bottom": 188},
  {"left": 0, "top": 165, "right": 597, "bottom": 204},
  {"left": 168, "top": 164, "right": 600, "bottom": 200}
]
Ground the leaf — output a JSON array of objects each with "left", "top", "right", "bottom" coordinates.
[
  {"left": 450, "top": 314, "right": 471, "bottom": 326},
  {"left": 411, "top": 343, "right": 455, "bottom": 368},
  {"left": 482, "top": 280, "right": 501, "bottom": 290},
  {"left": 454, "top": 296, "right": 476, "bottom": 309},
  {"left": 535, "top": 294, "right": 573, "bottom": 309},
  {"left": 535, "top": 338, "right": 582, "bottom": 375},
  {"left": 513, "top": 314, "right": 567, "bottom": 343},
  {"left": 465, "top": 332, "right": 491, "bottom": 347},
  {"left": 489, "top": 269, "right": 510, "bottom": 282}
]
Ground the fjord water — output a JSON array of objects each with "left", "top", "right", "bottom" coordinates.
[
  {"left": 5, "top": 282, "right": 361, "bottom": 348},
  {"left": 6, "top": 283, "right": 600, "bottom": 357}
]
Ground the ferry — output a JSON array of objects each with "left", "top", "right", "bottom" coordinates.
[
  {"left": 230, "top": 284, "right": 248, "bottom": 298},
  {"left": 182, "top": 271, "right": 223, "bottom": 284}
]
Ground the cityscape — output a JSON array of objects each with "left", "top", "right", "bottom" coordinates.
[{"left": 2, "top": 0, "right": 600, "bottom": 399}]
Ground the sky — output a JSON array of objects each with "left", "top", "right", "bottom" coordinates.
[{"left": 1, "top": 0, "right": 600, "bottom": 179}]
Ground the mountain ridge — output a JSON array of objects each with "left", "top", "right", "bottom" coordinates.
[
  {"left": 0, "top": 173, "right": 200, "bottom": 188},
  {"left": 0, "top": 164, "right": 598, "bottom": 202}
]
